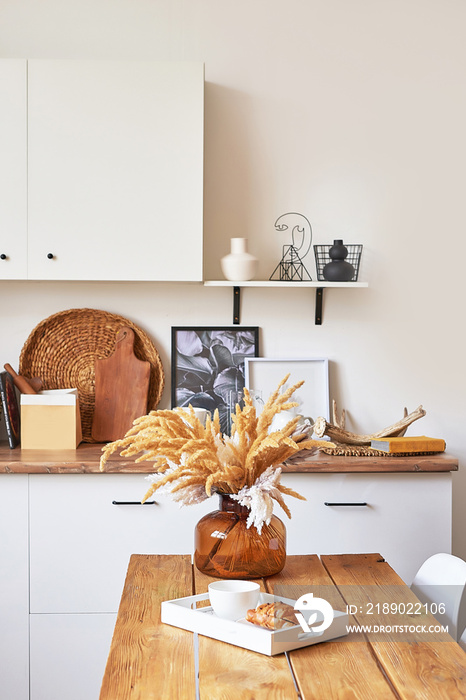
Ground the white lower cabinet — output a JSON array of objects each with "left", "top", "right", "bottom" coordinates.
[
  {"left": 0, "top": 470, "right": 453, "bottom": 700},
  {"left": 0, "top": 475, "right": 29, "bottom": 700},
  {"left": 30, "top": 613, "right": 116, "bottom": 700},
  {"left": 28, "top": 473, "right": 213, "bottom": 700},
  {"left": 282, "top": 472, "right": 452, "bottom": 585}
]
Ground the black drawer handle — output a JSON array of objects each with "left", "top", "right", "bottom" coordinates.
[
  {"left": 324, "top": 502, "right": 368, "bottom": 507},
  {"left": 112, "top": 500, "right": 156, "bottom": 505},
  {"left": 0, "top": 253, "right": 6, "bottom": 260}
]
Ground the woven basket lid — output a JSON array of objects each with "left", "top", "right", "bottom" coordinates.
[{"left": 19, "top": 308, "right": 165, "bottom": 443}]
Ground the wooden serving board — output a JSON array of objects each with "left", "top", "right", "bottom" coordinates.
[{"left": 91, "top": 327, "right": 150, "bottom": 442}]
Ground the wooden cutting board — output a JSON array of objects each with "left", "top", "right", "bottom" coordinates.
[{"left": 91, "top": 327, "right": 151, "bottom": 442}]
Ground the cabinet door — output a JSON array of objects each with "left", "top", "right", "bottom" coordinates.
[
  {"left": 0, "top": 60, "right": 27, "bottom": 279},
  {"left": 0, "top": 475, "right": 29, "bottom": 700},
  {"left": 30, "top": 613, "right": 116, "bottom": 700},
  {"left": 27, "top": 60, "right": 204, "bottom": 281},
  {"left": 281, "top": 472, "right": 452, "bottom": 584},
  {"left": 29, "top": 473, "right": 213, "bottom": 613}
]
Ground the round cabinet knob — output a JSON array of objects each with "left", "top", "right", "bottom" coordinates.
[
  {"left": 47, "top": 253, "right": 55, "bottom": 259},
  {"left": 0, "top": 254, "right": 6, "bottom": 260}
]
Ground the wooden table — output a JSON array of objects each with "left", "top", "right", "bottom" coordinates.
[{"left": 100, "top": 553, "right": 466, "bottom": 700}]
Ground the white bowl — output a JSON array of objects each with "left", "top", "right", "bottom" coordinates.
[{"left": 208, "top": 580, "right": 260, "bottom": 621}]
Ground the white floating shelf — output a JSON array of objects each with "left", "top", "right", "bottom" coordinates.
[
  {"left": 203, "top": 280, "right": 368, "bottom": 324},
  {"left": 204, "top": 280, "right": 368, "bottom": 288}
]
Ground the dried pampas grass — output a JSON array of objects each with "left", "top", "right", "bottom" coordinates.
[{"left": 100, "top": 375, "right": 325, "bottom": 525}]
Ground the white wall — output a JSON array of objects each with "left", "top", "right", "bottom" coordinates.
[{"left": 1, "top": 0, "right": 465, "bottom": 560}]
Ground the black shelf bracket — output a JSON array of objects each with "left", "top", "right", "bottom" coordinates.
[
  {"left": 232, "top": 285, "right": 325, "bottom": 325},
  {"left": 315, "top": 287, "right": 324, "bottom": 325},
  {"left": 233, "top": 286, "right": 240, "bottom": 324}
]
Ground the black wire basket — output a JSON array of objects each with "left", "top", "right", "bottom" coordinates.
[{"left": 313, "top": 244, "right": 363, "bottom": 281}]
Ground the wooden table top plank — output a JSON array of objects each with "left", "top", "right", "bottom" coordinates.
[
  {"left": 321, "top": 554, "right": 466, "bottom": 700},
  {"left": 193, "top": 565, "right": 298, "bottom": 699},
  {"left": 99, "top": 554, "right": 195, "bottom": 700},
  {"left": 264, "top": 555, "right": 398, "bottom": 700}
]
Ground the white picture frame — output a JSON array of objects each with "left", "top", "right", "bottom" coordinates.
[{"left": 244, "top": 358, "right": 330, "bottom": 428}]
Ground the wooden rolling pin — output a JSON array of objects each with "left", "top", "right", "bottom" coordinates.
[{"left": 4, "top": 363, "right": 38, "bottom": 394}]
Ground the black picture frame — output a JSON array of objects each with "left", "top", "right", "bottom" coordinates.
[
  {"left": 0, "top": 371, "right": 20, "bottom": 449},
  {"left": 171, "top": 326, "right": 259, "bottom": 433}
]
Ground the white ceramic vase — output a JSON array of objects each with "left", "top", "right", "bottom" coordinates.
[{"left": 221, "top": 238, "right": 258, "bottom": 281}]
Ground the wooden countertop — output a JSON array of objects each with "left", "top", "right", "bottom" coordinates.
[
  {"left": 0, "top": 441, "right": 458, "bottom": 474},
  {"left": 100, "top": 553, "right": 466, "bottom": 699}
]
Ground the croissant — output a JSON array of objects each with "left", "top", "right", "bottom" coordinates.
[{"left": 246, "top": 602, "right": 297, "bottom": 629}]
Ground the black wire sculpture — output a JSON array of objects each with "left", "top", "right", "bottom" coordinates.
[{"left": 269, "top": 212, "right": 313, "bottom": 281}]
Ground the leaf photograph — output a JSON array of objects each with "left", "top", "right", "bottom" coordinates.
[{"left": 171, "top": 327, "right": 259, "bottom": 433}]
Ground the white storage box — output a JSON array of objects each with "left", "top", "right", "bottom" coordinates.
[
  {"left": 21, "top": 388, "right": 82, "bottom": 449},
  {"left": 161, "top": 592, "right": 348, "bottom": 656}
]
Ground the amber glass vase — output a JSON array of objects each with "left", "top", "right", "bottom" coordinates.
[{"left": 194, "top": 494, "right": 286, "bottom": 579}]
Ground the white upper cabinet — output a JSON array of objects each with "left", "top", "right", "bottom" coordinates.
[
  {"left": 0, "top": 60, "right": 27, "bottom": 279},
  {"left": 1, "top": 59, "right": 204, "bottom": 281}
]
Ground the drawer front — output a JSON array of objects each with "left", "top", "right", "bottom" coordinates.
[
  {"left": 29, "top": 473, "right": 213, "bottom": 613},
  {"left": 29, "top": 472, "right": 452, "bottom": 613},
  {"left": 282, "top": 472, "right": 452, "bottom": 584}
]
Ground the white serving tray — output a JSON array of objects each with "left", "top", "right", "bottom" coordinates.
[{"left": 161, "top": 592, "right": 349, "bottom": 656}]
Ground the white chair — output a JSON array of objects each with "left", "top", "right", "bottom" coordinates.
[
  {"left": 459, "top": 626, "right": 466, "bottom": 652},
  {"left": 410, "top": 552, "right": 466, "bottom": 641}
]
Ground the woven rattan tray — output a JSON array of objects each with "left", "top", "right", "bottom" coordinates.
[{"left": 19, "top": 308, "right": 165, "bottom": 443}]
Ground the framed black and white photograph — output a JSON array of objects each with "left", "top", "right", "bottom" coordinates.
[{"left": 171, "top": 326, "right": 259, "bottom": 433}]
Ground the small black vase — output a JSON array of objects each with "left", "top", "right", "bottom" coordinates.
[{"left": 323, "top": 239, "right": 355, "bottom": 281}]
